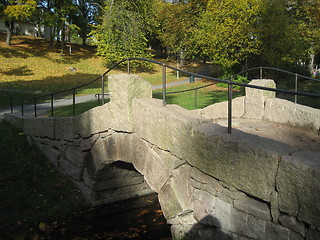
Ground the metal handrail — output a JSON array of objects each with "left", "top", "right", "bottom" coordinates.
[{"left": 9, "top": 57, "right": 320, "bottom": 134}]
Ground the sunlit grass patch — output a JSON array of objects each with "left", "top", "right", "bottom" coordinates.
[{"left": 153, "top": 80, "right": 244, "bottom": 110}]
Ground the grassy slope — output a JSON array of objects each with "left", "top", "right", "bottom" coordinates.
[
  {"left": 0, "top": 34, "right": 198, "bottom": 109},
  {"left": 0, "top": 33, "right": 108, "bottom": 92},
  {"left": 0, "top": 33, "right": 230, "bottom": 113}
]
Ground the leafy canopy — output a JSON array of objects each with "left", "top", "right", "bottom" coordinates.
[{"left": 92, "top": 0, "right": 154, "bottom": 66}]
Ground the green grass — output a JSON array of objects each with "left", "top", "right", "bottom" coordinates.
[
  {"left": 50, "top": 100, "right": 109, "bottom": 117},
  {"left": 0, "top": 120, "right": 88, "bottom": 238},
  {"left": 153, "top": 80, "right": 244, "bottom": 110}
]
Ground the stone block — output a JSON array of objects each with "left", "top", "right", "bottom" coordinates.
[
  {"left": 279, "top": 215, "right": 306, "bottom": 237},
  {"left": 185, "top": 123, "right": 287, "bottom": 202},
  {"left": 215, "top": 198, "right": 246, "bottom": 235},
  {"left": 243, "top": 214, "right": 266, "bottom": 239},
  {"left": 244, "top": 79, "right": 276, "bottom": 119},
  {"left": 234, "top": 196, "right": 271, "bottom": 221},
  {"left": 74, "top": 104, "right": 111, "bottom": 138},
  {"left": 4, "top": 114, "right": 24, "bottom": 129},
  {"left": 152, "top": 146, "right": 186, "bottom": 171},
  {"left": 132, "top": 98, "right": 211, "bottom": 153},
  {"left": 193, "top": 188, "right": 216, "bottom": 226},
  {"left": 277, "top": 151, "right": 320, "bottom": 226},
  {"left": 23, "top": 117, "right": 55, "bottom": 138},
  {"left": 60, "top": 157, "right": 84, "bottom": 181},
  {"left": 86, "top": 140, "right": 111, "bottom": 177},
  {"left": 133, "top": 96, "right": 293, "bottom": 202},
  {"left": 135, "top": 145, "right": 170, "bottom": 192},
  {"left": 94, "top": 181, "right": 153, "bottom": 205},
  {"left": 306, "top": 228, "right": 320, "bottom": 240},
  {"left": 265, "top": 222, "right": 290, "bottom": 240},
  {"left": 95, "top": 174, "right": 144, "bottom": 191},
  {"left": 158, "top": 181, "right": 185, "bottom": 220},
  {"left": 65, "top": 146, "right": 87, "bottom": 168},
  {"left": 168, "top": 210, "right": 197, "bottom": 226},
  {"left": 190, "top": 167, "right": 224, "bottom": 196},
  {"left": 171, "top": 224, "right": 216, "bottom": 240},
  {"left": 38, "top": 144, "right": 60, "bottom": 167},
  {"left": 80, "top": 134, "right": 99, "bottom": 151},
  {"left": 130, "top": 136, "right": 151, "bottom": 174},
  {"left": 263, "top": 98, "right": 320, "bottom": 132},
  {"left": 270, "top": 190, "right": 280, "bottom": 222},
  {"left": 170, "top": 164, "right": 193, "bottom": 210},
  {"left": 54, "top": 117, "right": 74, "bottom": 141},
  {"left": 200, "top": 96, "right": 245, "bottom": 120}
]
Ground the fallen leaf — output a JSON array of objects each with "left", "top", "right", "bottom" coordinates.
[
  {"left": 137, "top": 210, "right": 149, "bottom": 217},
  {"left": 38, "top": 222, "right": 46, "bottom": 232}
]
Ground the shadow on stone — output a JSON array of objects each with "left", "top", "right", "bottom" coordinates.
[{"left": 172, "top": 215, "right": 234, "bottom": 240}]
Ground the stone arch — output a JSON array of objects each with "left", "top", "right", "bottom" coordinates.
[{"left": 82, "top": 131, "right": 186, "bottom": 209}]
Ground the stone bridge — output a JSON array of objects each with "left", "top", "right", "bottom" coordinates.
[{"left": 5, "top": 74, "right": 320, "bottom": 240}]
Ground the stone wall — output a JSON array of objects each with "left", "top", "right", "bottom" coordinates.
[
  {"left": 197, "top": 79, "right": 320, "bottom": 132},
  {"left": 4, "top": 74, "right": 320, "bottom": 240}
]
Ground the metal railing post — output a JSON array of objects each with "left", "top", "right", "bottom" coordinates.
[
  {"left": 260, "top": 66, "right": 263, "bottom": 79},
  {"left": 10, "top": 97, "right": 13, "bottom": 114},
  {"left": 73, "top": 89, "right": 76, "bottom": 117},
  {"left": 34, "top": 97, "right": 37, "bottom": 118},
  {"left": 194, "top": 89, "right": 198, "bottom": 109},
  {"left": 127, "top": 58, "right": 130, "bottom": 74},
  {"left": 101, "top": 75, "right": 105, "bottom": 105},
  {"left": 227, "top": 78, "right": 233, "bottom": 134},
  {"left": 295, "top": 73, "right": 298, "bottom": 104},
  {"left": 162, "top": 63, "right": 167, "bottom": 106},
  {"left": 21, "top": 98, "right": 24, "bottom": 116},
  {"left": 51, "top": 94, "right": 54, "bottom": 117}
]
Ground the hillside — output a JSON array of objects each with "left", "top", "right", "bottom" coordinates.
[{"left": 0, "top": 33, "right": 109, "bottom": 93}]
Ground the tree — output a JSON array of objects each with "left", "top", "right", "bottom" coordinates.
[
  {"left": 92, "top": 0, "right": 153, "bottom": 66},
  {"left": 37, "top": 0, "right": 78, "bottom": 52},
  {"left": 156, "top": 0, "right": 207, "bottom": 62},
  {"left": 293, "top": 0, "right": 320, "bottom": 70},
  {"left": 194, "top": 0, "right": 260, "bottom": 69},
  {"left": 71, "top": 0, "right": 102, "bottom": 45},
  {"left": 0, "top": 0, "right": 36, "bottom": 46},
  {"left": 256, "top": 0, "right": 306, "bottom": 67}
]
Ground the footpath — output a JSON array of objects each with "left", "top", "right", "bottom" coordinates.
[{"left": 0, "top": 77, "right": 200, "bottom": 118}]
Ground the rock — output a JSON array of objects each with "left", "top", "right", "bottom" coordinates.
[
  {"left": 279, "top": 215, "right": 306, "bottom": 237},
  {"left": 244, "top": 79, "right": 276, "bottom": 119},
  {"left": 277, "top": 151, "right": 320, "bottom": 226},
  {"left": 234, "top": 196, "right": 271, "bottom": 221}
]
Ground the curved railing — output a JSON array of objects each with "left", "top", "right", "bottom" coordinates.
[
  {"left": 9, "top": 59, "right": 127, "bottom": 118},
  {"left": 9, "top": 57, "right": 320, "bottom": 133}
]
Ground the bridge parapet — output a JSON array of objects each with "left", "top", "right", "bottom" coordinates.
[{"left": 4, "top": 74, "right": 320, "bottom": 240}]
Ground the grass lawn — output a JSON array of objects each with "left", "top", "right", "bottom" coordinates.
[
  {"left": 0, "top": 120, "right": 88, "bottom": 238},
  {"left": 153, "top": 80, "right": 245, "bottom": 110},
  {"left": 48, "top": 99, "right": 110, "bottom": 117},
  {"left": 1, "top": 33, "right": 319, "bottom": 113},
  {"left": 0, "top": 33, "right": 223, "bottom": 111}
]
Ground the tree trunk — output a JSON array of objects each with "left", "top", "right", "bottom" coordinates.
[
  {"left": 309, "top": 46, "right": 315, "bottom": 72},
  {"left": 60, "top": 23, "right": 66, "bottom": 55},
  {"left": 82, "top": 35, "right": 86, "bottom": 46},
  {"left": 5, "top": 21, "right": 14, "bottom": 46},
  {"left": 81, "top": 27, "right": 87, "bottom": 46}
]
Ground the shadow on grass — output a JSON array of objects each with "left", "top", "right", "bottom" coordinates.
[
  {"left": 0, "top": 72, "right": 103, "bottom": 93},
  {"left": 0, "top": 65, "right": 34, "bottom": 76},
  {"left": 0, "top": 72, "right": 107, "bottom": 109},
  {"left": 153, "top": 86, "right": 244, "bottom": 111},
  {"left": 0, "top": 121, "right": 87, "bottom": 238},
  {"left": 0, "top": 33, "right": 97, "bottom": 64}
]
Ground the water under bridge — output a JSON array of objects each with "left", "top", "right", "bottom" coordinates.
[{"left": 4, "top": 74, "right": 320, "bottom": 240}]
